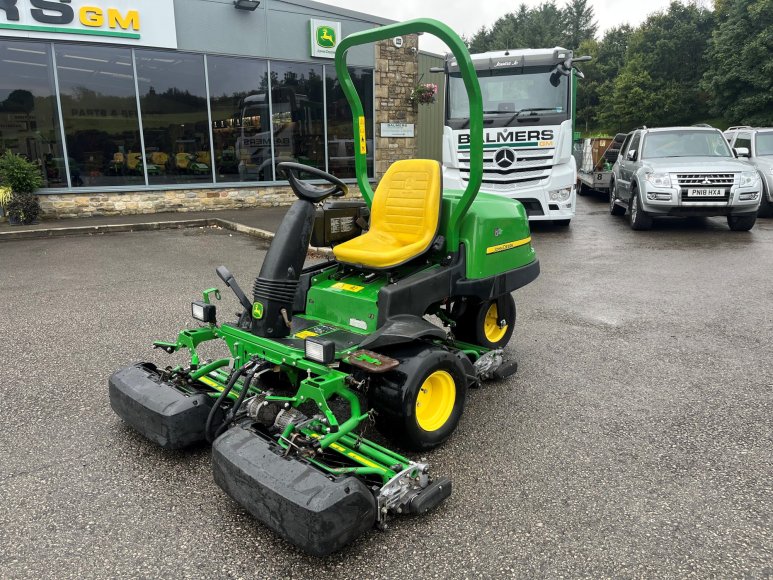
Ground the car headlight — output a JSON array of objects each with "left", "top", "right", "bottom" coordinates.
[
  {"left": 739, "top": 171, "right": 760, "bottom": 187},
  {"left": 549, "top": 187, "right": 572, "bottom": 202},
  {"left": 644, "top": 172, "right": 671, "bottom": 188}
]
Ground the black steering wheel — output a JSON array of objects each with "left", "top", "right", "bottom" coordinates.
[{"left": 277, "top": 162, "right": 349, "bottom": 203}]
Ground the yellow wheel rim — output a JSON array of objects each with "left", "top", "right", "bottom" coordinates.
[
  {"left": 415, "top": 370, "right": 456, "bottom": 432},
  {"left": 483, "top": 303, "right": 508, "bottom": 343}
]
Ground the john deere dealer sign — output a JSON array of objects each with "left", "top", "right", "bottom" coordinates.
[
  {"left": 310, "top": 18, "right": 340, "bottom": 58},
  {"left": 0, "top": 0, "right": 177, "bottom": 48}
]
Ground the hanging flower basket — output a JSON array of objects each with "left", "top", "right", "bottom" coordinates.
[{"left": 410, "top": 83, "right": 438, "bottom": 105}]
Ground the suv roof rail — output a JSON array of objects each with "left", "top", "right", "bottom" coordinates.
[
  {"left": 692, "top": 123, "right": 714, "bottom": 128},
  {"left": 726, "top": 125, "right": 752, "bottom": 131},
  {"left": 636, "top": 125, "right": 647, "bottom": 130}
]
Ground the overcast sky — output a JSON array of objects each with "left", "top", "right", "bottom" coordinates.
[{"left": 320, "top": 0, "right": 684, "bottom": 53}]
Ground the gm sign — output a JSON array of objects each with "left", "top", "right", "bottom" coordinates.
[{"left": 0, "top": 0, "right": 177, "bottom": 48}]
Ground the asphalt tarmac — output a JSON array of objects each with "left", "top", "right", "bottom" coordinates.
[{"left": 1, "top": 196, "right": 771, "bottom": 578}]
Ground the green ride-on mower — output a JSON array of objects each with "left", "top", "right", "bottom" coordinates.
[{"left": 109, "top": 19, "right": 539, "bottom": 556}]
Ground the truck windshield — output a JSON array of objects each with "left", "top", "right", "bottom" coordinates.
[
  {"left": 755, "top": 132, "right": 773, "bottom": 156},
  {"left": 447, "top": 67, "right": 569, "bottom": 127},
  {"left": 642, "top": 131, "right": 732, "bottom": 159}
]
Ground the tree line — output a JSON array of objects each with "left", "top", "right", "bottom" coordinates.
[{"left": 465, "top": 0, "right": 773, "bottom": 135}]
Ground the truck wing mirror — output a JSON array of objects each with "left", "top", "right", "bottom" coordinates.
[
  {"left": 734, "top": 147, "right": 750, "bottom": 158},
  {"left": 627, "top": 149, "right": 637, "bottom": 162}
]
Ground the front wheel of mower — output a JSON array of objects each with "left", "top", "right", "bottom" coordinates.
[
  {"left": 453, "top": 294, "right": 516, "bottom": 349},
  {"left": 369, "top": 346, "right": 468, "bottom": 451}
]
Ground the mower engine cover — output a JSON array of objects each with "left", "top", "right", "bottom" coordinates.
[{"left": 212, "top": 423, "right": 378, "bottom": 556}]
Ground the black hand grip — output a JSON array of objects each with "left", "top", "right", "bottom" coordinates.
[{"left": 216, "top": 265, "right": 252, "bottom": 312}]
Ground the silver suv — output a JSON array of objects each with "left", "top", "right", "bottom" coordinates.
[
  {"left": 723, "top": 127, "right": 773, "bottom": 217},
  {"left": 609, "top": 126, "right": 762, "bottom": 231}
]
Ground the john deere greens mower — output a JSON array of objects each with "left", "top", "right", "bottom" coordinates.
[{"left": 109, "top": 19, "right": 539, "bottom": 556}]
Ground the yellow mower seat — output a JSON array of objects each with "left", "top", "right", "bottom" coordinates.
[{"left": 334, "top": 159, "right": 442, "bottom": 269}]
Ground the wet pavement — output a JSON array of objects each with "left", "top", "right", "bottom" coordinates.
[{"left": 1, "top": 193, "right": 771, "bottom": 578}]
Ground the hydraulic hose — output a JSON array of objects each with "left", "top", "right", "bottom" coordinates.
[
  {"left": 205, "top": 361, "right": 254, "bottom": 444},
  {"left": 213, "top": 366, "right": 271, "bottom": 441}
]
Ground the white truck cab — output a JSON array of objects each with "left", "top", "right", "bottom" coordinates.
[{"left": 439, "top": 48, "right": 587, "bottom": 226}]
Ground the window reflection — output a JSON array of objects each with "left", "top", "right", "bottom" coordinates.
[
  {"left": 0, "top": 41, "right": 65, "bottom": 188},
  {"left": 135, "top": 50, "right": 212, "bottom": 185},
  {"left": 55, "top": 44, "right": 142, "bottom": 188},
  {"left": 270, "top": 62, "right": 325, "bottom": 178},
  {"left": 207, "top": 55, "right": 272, "bottom": 183},
  {"left": 326, "top": 66, "right": 374, "bottom": 179}
]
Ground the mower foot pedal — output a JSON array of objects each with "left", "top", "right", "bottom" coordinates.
[
  {"left": 409, "top": 476, "right": 452, "bottom": 515},
  {"left": 347, "top": 350, "right": 399, "bottom": 373},
  {"left": 493, "top": 359, "right": 518, "bottom": 381}
]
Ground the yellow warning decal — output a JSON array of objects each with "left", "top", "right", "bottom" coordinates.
[
  {"left": 486, "top": 236, "right": 532, "bottom": 255},
  {"left": 331, "top": 282, "right": 364, "bottom": 293},
  {"left": 358, "top": 116, "right": 367, "bottom": 154},
  {"left": 198, "top": 376, "right": 222, "bottom": 389},
  {"left": 295, "top": 330, "right": 319, "bottom": 339},
  {"left": 308, "top": 433, "right": 386, "bottom": 471}
]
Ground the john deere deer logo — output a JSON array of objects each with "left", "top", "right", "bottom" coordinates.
[{"left": 316, "top": 26, "right": 336, "bottom": 48}]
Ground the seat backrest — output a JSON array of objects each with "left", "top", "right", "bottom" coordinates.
[{"left": 370, "top": 159, "right": 442, "bottom": 244}]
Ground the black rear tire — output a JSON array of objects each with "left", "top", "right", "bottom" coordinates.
[
  {"left": 453, "top": 294, "right": 516, "bottom": 349},
  {"left": 727, "top": 214, "right": 756, "bottom": 231},
  {"left": 578, "top": 181, "right": 590, "bottom": 196},
  {"left": 368, "top": 345, "right": 468, "bottom": 451},
  {"left": 609, "top": 181, "right": 626, "bottom": 216}
]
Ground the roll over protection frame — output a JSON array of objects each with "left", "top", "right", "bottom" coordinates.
[{"left": 334, "top": 18, "right": 484, "bottom": 253}]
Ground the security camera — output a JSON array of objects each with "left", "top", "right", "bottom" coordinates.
[{"left": 409, "top": 46, "right": 418, "bottom": 55}]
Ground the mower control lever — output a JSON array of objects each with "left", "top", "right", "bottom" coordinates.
[{"left": 216, "top": 266, "right": 253, "bottom": 313}]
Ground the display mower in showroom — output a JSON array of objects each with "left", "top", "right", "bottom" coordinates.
[
  {"left": 109, "top": 19, "right": 539, "bottom": 556},
  {"left": 609, "top": 126, "right": 762, "bottom": 230}
]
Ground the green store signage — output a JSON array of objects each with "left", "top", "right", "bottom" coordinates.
[{"left": 309, "top": 18, "right": 340, "bottom": 59}]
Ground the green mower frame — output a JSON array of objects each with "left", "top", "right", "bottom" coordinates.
[{"left": 109, "top": 18, "right": 540, "bottom": 557}]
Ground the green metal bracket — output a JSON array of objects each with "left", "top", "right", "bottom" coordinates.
[
  {"left": 202, "top": 288, "right": 221, "bottom": 304},
  {"left": 335, "top": 18, "right": 483, "bottom": 252}
]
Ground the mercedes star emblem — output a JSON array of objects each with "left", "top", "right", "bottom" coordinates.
[{"left": 494, "top": 147, "right": 517, "bottom": 169}]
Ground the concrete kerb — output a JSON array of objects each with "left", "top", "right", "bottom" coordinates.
[{"left": 0, "top": 216, "right": 335, "bottom": 258}]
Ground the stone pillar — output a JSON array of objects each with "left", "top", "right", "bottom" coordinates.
[{"left": 374, "top": 35, "right": 420, "bottom": 179}]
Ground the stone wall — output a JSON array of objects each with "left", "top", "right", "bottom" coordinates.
[
  {"left": 39, "top": 186, "right": 299, "bottom": 219},
  {"left": 374, "top": 35, "right": 420, "bottom": 177}
]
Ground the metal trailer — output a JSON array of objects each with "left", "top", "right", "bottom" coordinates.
[{"left": 576, "top": 134, "right": 626, "bottom": 196}]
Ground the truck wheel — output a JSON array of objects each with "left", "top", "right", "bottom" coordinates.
[
  {"left": 578, "top": 181, "right": 590, "bottom": 196},
  {"left": 453, "top": 295, "right": 516, "bottom": 349},
  {"left": 727, "top": 214, "right": 757, "bottom": 231},
  {"left": 629, "top": 190, "right": 653, "bottom": 230},
  {"left": 609, "top": 181, "right": 625, "bottom": 216},
  {"left": 368, "top": 346, "right": 468, "bottom": 451}
]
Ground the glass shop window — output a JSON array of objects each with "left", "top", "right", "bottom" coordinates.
[
  {"left": 135, "top": 50, "right": 212, "bottom": 185},
  {"left": 207, "top": 55, "right": 272, "bottom": 183}
]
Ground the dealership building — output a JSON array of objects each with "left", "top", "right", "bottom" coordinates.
[{"left": 0, "top": 0, "right": 440, "bottom": 218}]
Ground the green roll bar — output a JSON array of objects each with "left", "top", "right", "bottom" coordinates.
[{"left": 335, "top": 18, "right": 483, "bottom": 253}]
